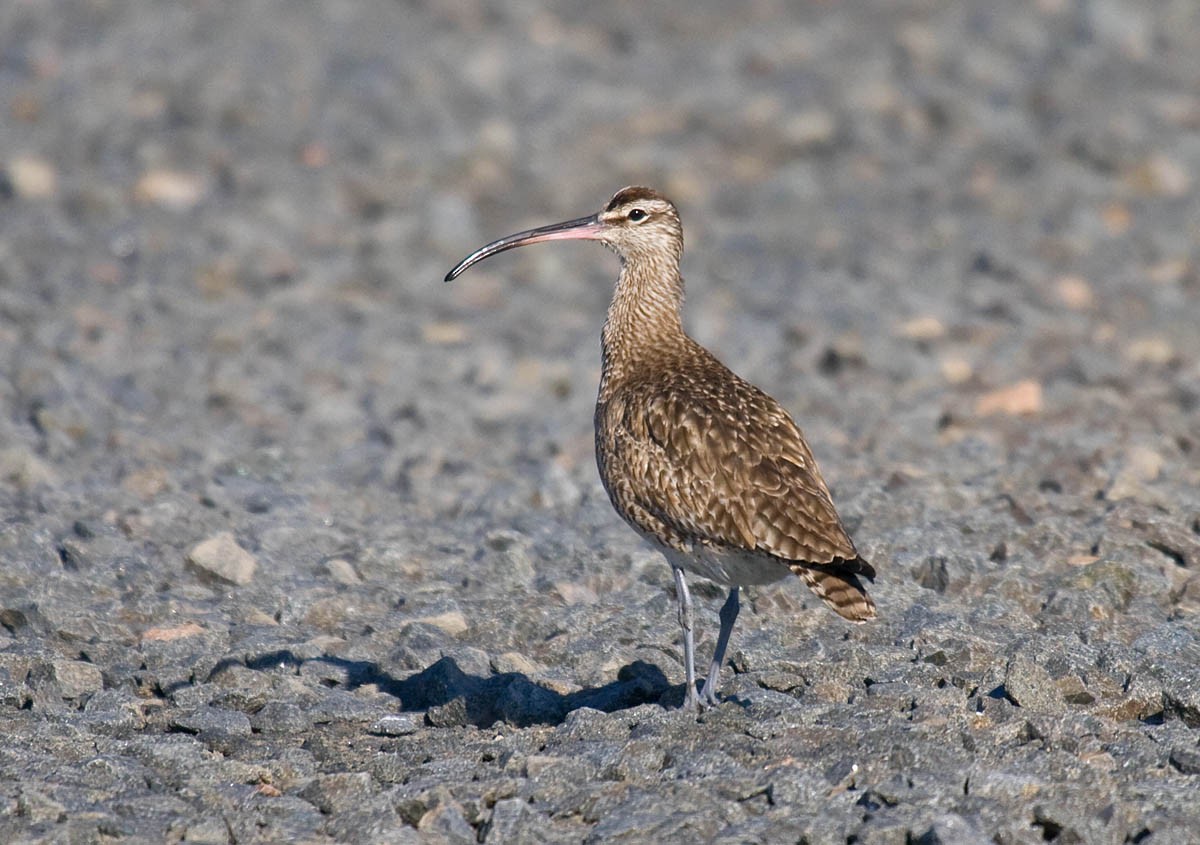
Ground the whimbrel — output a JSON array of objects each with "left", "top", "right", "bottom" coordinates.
[{"left": 445, "top": 187, "right": 875, "bottom": 711}]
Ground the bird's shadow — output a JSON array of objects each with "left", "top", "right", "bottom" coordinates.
[{"left": 208, "top": 651, "right": 677, "bottom": 728}]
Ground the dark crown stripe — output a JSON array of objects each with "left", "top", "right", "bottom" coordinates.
[{"left": 606, "top": 186, "right": 666, "bottom": 211}]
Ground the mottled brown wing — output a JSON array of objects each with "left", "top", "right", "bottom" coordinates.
[{"left": 606, "top": 363, "right": 863, "bottom": 569}]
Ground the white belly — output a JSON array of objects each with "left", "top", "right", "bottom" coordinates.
[{"left": 662, "top": 544, "right": 792, "bottom": 588}]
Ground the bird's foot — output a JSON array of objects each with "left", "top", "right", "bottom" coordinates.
[{"left": 678, "top": 683, "right": 721, "bottom": 712}]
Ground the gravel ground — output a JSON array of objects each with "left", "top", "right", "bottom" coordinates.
[{"left": 2, "top": 0, "right": 1199, "bottom": 842}]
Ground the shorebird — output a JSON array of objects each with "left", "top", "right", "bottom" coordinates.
[{"left": 445, "top": 187, "right": 876, "bottom": 711}]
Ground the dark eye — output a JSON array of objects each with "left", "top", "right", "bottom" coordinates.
[{"left": 627, "top": 208, "right": 647, "bottom": 222}]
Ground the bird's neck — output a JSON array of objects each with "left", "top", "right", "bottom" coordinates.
[{"left": 600, "top": 257, "right": 688, "bottom": 394}]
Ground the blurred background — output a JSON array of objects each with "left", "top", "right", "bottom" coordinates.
[{"left": 2, "top": 1, "right": 1197, "bottom": 509}]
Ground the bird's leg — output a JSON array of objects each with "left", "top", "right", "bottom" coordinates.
[
  {"left": 672, "top": 566, "right": 700, "bottom": 711},
  {"left": 699, "top": 586, "right": 739, "bottom": 706}
]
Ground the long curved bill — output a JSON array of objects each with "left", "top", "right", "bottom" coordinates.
[{"left": 444, "top": 214, "right": 603, "bottom": 282}]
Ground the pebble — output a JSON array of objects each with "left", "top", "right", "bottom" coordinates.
[
  {"left": 325, "top": 558, "right": 362, "bottom": 585},
  {"left": 371, "top": 713, "right": 423, "bottom": 736},
  {"left": 0, "top": 447, "right": 58, "bottom": 488},
  {"left": 141, "top": 622, "right": 207, "bottom": 642},
  {"left": 1107, "top": 446, "right": 1165, "bottom": 502},
  {"left": 299, "top": 772, "right": 376, "bottom": 814},
  {"left": 896, "top": 315, "right": 946, "bottom": 341},
  {"left": 186, "top": 532, "right": 258, "bottom": 586},
  {"left": 482, "top": 797, "right": 529, "bottom": 843},
  {"left": 491, "top": 651, "right": 540, "bottom": 675},
  {"left": 975, "top": 380, "right": 1043, "bottom": 416},
  {"left": 417, "top": 801, "right": 477, "bottom": 844},
  {"left": 422, "top": 321, "right": 469, "bottom": 345},
  {"left": 133, "top": 168, "right": 206, "bottom": 210},
  {"left": 170, "top": 707, "right": 253, "bottom": 736},
  {"left": 939, "top": 357, "right": 973, "bottom": 384},
  {"left": 409, "top": 610, "right": 469, "bottom": 636},
  {"left": 1124, "top": 337, "right": 1175, "bottom": 365},
  {"left": 782, "top": 109, "right": 838, "bottom": 151},
  {"left": 121, "top": 466, "right": 171, "bottom": 499},
  {"left": 1054, "top": 275, "right": 1095, "bottom": 310},
  {"left": 8, "top": 154, "right": 57, "bottom": 199},
  {"left": 425, "top": 697, "right": 471, "bottom": 728},
  {"left": 250, "top": 701, "right": 314, "bottom": 734},
  {"left": 50, "top": 659, "right": 104, "bottom": 701},
  {"left": 1126, "top": 152, "right": 1192, "bottom": 197}
]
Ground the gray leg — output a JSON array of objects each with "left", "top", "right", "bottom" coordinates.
[
  {"left": 672, "top": 566, "right": 700, "bottom": 711},
  {"left": 699, "top": 587, "right": 739, "bottom": 706}
]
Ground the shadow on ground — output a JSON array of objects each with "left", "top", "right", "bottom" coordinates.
[{"left": 206, "top": 652, "right": 673, "bottom": 728}]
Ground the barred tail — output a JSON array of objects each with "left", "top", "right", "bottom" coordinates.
[{"left": 795, "top": 559, "right": 876, "bottom": 622}]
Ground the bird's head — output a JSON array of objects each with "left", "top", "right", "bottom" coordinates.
[{"left": 444, "top": 186, "right": 683, "bottom": 282}]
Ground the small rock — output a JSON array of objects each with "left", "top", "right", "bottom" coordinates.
[
  {"left": 0, "top": 663, "right": 31, "bottom": 709},
  {"left": 121, "top": 466, "right": 170, "bottom": 499},
  {"left": 8, "top": 154, "right": 57, "bottom": 199},
  {"left": 141, "top": 622, "right": 206, "bottom": 642},
  {"left": 611, "top": 740, "right": 667, "bottom": 781},
  {"left": 51, "top": 659, "right": 103, "bottom": 700},
  {"left": 976, "top": 380, "right": 1042, "bottom": 416},
  {"left": 552, "top": 581, "right": 598, "bottom": 605},
  {"left": 1003, "top": 653, "right": 1057, "bottom": 711},
  {"left": 186, "top": 532, "right": 258, "bottom": 586},
  {"left": 299, "top": 772, "right": 376, "bottom": 814},
  {"left": 1126, "top": 152, "right": 1192, "bottom": 197},
  {"left": 417, "top": 800, "right": 477, "bottom": 845},
  {"left": 1125, "top": 445, "right": 1164, "bottom": 482},
  {"left": 1107, "top": 446, "right": 1164, "bottom": 502},
  {"left": 897, "top": 315, "right": 946, "bottom": 341},
  {"left": 371, "top": 713, "right": 422, "bottom": 736},
  {"left": 325, "top": 558, "right": 361, "bottom": 585},
  {"left": 939, "top": 357, "right": 973, "bottom": 384},
  {"left": 179, "top": 816, "right": 231, "bottom": 844},
  {"left": 0, "top": 447, "right": 58, "bottom": 488},
  {"left": 171, "top": 706, "right": 253, "bottom": 736},
  {"left": 250, "top": 700, "right": 315, "bottom": 734},
  {"left": 1054, "top": 275, "right": 1094, "bottom": 310},
  {"left": 482, "top": 798, "right": 527, "bottom": 844},
  {"left": 757, "top": 672, "right": 804, "bottom": 693},
  {"left": 523, "top": 754, "right": 568, "bottom": 778},
  {"left": 307, "top": 688, "right": 381, "bottom": 724},
  {"left": 782, "top": 109, "right": 838, "bottom": 150},
  {"left": 426, "top": 696, "right": 471, "bottom": 728},
  {"left": 1124, "top": 337, "right": 1174, "bottom": 365},
  {"left": 134, "top": 168, "right": 206, "bottom": 210},
  {"left": 422, "top": 321, "right": 468, "bottom": 345},
  {"left": 1147, "top": 258, "right": 1191, "bottom": 285},
  {"left": 491, "top": 651, "right": 540, "bottom": 675},
  {"left": 442, "top": 645, "right": 491, "bottom": 678},
  {"left": 410, "top": 610, "right": 469, "bottom": 636}
]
